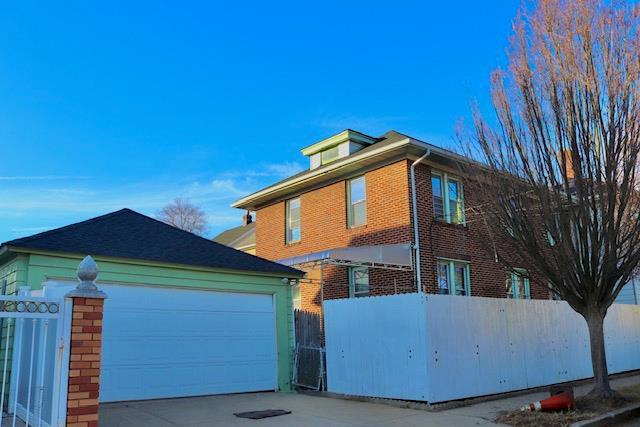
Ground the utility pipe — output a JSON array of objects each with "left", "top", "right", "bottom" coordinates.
[{"left": 410, "top": 150, "right": 431, "bottom": 293}]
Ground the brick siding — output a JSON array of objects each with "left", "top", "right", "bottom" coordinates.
[
  {"left": 256, "top": 159, "right": 549, "bottom": 313},
  {"left": 67, "top": 297, "right": 104, "bottom": 427}
]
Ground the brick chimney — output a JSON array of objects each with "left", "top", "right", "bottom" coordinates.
[{"left": 243, "top": 210, "right": 253, "bottom": 226}]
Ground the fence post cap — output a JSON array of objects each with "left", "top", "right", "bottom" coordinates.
[{"left": 66, "top": 255, "right": 107, "bottom": 299}]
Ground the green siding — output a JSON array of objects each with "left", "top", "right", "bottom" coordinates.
[
  {"left": 2, "top": 251, "right": 296, "bottom": 393},
  {"left": 0, "top": 255, "right": 28, "bottom": 407}
]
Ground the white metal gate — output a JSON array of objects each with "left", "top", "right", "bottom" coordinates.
[{"left": 0, "top": 288, "right": 71, "bottom": 427}]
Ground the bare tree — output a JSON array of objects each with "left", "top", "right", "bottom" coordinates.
[
  {"left": 465, "top": 0, "right": 640, "bottom": 398},
  {"left": 156, "top": 198, "right": 208, "bottom": 236}
]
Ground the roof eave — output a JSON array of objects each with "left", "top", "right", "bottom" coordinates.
[
  {"left": 3, "top": 246, "right": 305, "bottom": 279},
  {"left": 233, "top": 137, "right": 413, "bottom": 209},
  {"left": 233, "top": 137, "right": 471, "bottom": 210},
  {"left": 300, "top": 129, "right": 378, "bottom": 156}
]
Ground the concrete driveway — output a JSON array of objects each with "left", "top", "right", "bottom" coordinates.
[{"left": 100, "top": 392, "right": 494, "bottom": 427}]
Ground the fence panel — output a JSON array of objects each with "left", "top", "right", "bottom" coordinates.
[
  {"left": 324, "top": 293, "right": 640, "bottom": 403},
  {"left": 324, "top": 293, "right": 429, "bottom": 400}
]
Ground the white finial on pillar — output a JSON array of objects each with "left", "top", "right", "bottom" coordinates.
[{"left": 66, "top": 255, "right": 106, "bottom": 299}]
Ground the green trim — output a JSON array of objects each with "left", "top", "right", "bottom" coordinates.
[
  {"left": 509, "top": 269, "right": 531, "bottom": 299},
  {"left": 4, "top": 246, "right": 304, "bottom": 279},
  {"left": 436, "top": 257, "right": 471, "bottom": 296},
  {"left": 301, "top": 129, "right": 376, "bottom": 156},
  {"left": 431, "top": 170, "right": 466, "bottom": 225}
]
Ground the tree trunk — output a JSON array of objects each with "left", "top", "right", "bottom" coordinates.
[{"left": 584, "top": 310, "right": 614, "bottom": 397}]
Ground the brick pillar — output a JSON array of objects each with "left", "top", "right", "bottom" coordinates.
[
  {"left": 65, "top": 256, "right": 107, "bottom": 427},
  {"left": 67, "top": 297, "right": 104, "bottom": 427}
]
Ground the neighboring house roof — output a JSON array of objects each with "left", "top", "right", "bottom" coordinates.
[
  {"left": 232, "top": 130, "right": 467, "bottom": 210},
  {"left": 213, "top": 222, "right": 256, "bottom": 249},
  {"left": 1, "top": 209, "right": 302, "bottom": 277}
]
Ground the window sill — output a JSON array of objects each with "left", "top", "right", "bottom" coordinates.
[
  {"left": 433, "top": 218, "right": 467, "bottom": 229},
  {"left": 285, "top": 240, "right": 302, "bottom": 247},
  {"left": 347, "top": 224, "right": 368, "bottom": 231}
]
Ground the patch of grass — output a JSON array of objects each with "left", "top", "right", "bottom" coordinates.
[{"left": 497, "top": 384, "right": 640, "bottom": 427}]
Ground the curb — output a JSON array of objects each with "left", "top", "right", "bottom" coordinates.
[{"left": 571, "top": 402, "right": 640, "bottom": 426}]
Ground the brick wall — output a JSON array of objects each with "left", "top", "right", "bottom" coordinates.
[
  {"left": 256, "top": 159, "right": 549, "bottom": 313},
  {"left": 256, "top": 161, "right": 415, "bottom": 312},
  {"left": 413, "top": 162, "right": 548, "bottom": 300},
  {"left": 67, "top": 297, "right": 104, "bottom": 427}
]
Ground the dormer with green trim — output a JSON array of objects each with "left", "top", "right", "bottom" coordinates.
[{"left": 301, "top": 129, "right": 377, "bottom": 170}]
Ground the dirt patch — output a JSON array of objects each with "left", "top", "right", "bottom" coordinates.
[{"left": 497, "top": 384, "right": 640, "bottom": 426}]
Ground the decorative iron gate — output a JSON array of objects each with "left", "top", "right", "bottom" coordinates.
[{"left": 0, "top": 288, "right": 71, "bottom": 427}]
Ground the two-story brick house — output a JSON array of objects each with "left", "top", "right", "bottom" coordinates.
[{"left": 232, "top": 129, "right": 549, "bottom": 314}]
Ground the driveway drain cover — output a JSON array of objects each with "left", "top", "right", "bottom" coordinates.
[{"left": 234, "top": 409, "right": 292, "bottom": 419}]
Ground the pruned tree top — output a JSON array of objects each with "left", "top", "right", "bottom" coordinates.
[{"left": 464, "top": 0, "right": 640, "bottom": 397}]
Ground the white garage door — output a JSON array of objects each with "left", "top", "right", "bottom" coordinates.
[{"left": 43, "top": 282, "right": 278, "bottom": 402}]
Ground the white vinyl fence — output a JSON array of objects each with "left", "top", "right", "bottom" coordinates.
[{"left": 324, "top": 293, "right": 640, "bottom": 403}]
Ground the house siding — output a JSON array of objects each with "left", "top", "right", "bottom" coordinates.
[
  {"left": 256, "top": 159, "right": 548, "bottom": 313},
  {"left": 413, "top": 163, "right": 548, "bottom": 300},
  {"left": 256, "top": 161, "right": 416, "bottom": 311}
]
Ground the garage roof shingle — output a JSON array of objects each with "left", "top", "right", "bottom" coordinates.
[{"left": 2, "top": 209, "right": 303, "bottom": 277}]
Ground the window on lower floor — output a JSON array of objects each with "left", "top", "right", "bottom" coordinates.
[
  {"left": 436, "top": 259, "right": 471, "bottom": 296},
  {"left": 292, "top": 284, "right": 302, "bottom": 310},
  {"left": 349, "top": 266, "right": 369, "bottom": 298},
  {"left": 507, "top": 269, "right": 531, "bottom": 299}
]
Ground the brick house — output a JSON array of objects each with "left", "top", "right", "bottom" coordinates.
[{"left": 232, "top": 129, "right": 550, "bottom": 314}]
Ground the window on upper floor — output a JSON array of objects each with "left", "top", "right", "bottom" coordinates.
[
  {"left": 349, "top": 266, "right": 369, "bottom": 298},
  {"left": 436, "top": 258, "right": 471, "bottom": 296},
  {"left": 507, "top": 269, "right": 531, "bottom": 299},
  {"left": 347, "top": 176, "right": 367, "bottom": 228},
  {"left": 431, "top": 172, "right": 465, "bottom": 224},
  {"left": 320, "top": 146, "right": 340, "bottom": 165},
  {"left": 286, "top": 197, "right": 301, "bottom": 243}
]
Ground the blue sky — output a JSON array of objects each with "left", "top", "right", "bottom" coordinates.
[{"left": 0, "top": 1, "right": 519, "bottom": 241}]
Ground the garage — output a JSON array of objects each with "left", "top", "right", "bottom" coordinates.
[
  {"left": 0, "top": 208, "right": 304, "bottom": 403},
  {"left": 44, "top": 282, "right": 279, "bottom": 402}
]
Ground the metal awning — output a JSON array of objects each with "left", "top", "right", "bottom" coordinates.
[{"left": 277, "top": 243, "right": 413, "bottom": 271}]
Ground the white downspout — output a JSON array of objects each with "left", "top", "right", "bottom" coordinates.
[{"left": 410, "top": 150, "right": 431, "bottom": 293}]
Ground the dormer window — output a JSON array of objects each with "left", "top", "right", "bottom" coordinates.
[
  {"left": 302, "top": 130, "right": 377, "bottom": 170},
  {"left": 321, "top": 146, "right": 340, "bottom": 165}
]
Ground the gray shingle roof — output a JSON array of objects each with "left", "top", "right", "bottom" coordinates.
[
  {"left": 2, "top": 209, "right": 302, "bottom": 277},
  {"left": 213, "top": 222, "right": 255, "bottom": 247}
]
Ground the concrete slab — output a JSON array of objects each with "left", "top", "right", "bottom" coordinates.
[
  {"left": 99, "top": 374, "right": 640, "bottom": 427},
  {"left": 100, "top": 392, "right": 492, "bottom": 427}
]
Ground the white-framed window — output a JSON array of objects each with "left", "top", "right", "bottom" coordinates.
[
  {"left": 436, "top": 258, "right": 471, "bottom": 296},
  {"left": 507, "top": 269, "right": 531, "bottom": 299},
  {"left": 347, "top": 176, "right": 367, "bottom": 228},
  {"left": 431, "top": 172, "right": 465, "bottom": 224},
  {"left": 286, "top": 197, "right": 301, "bottom": 243},
  {"left": 321, "top": 146, "right": 340, "bottom": 165},
  {"left": 349, "top": 266, "right": 369, "bottom": 298},
  {"left": 292, "top": 284, "right": 302, "bottom": 310}
]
